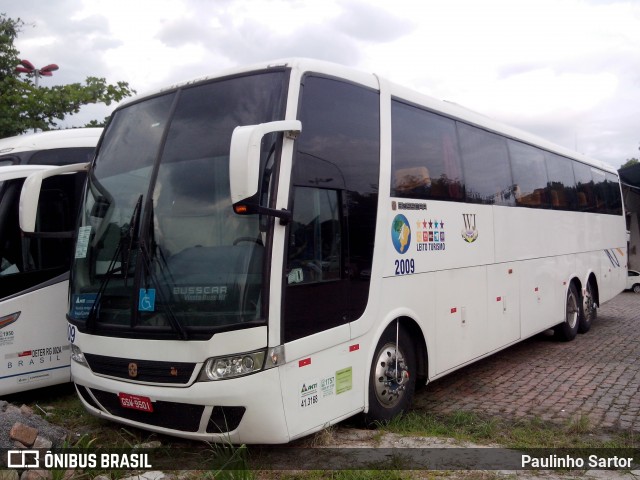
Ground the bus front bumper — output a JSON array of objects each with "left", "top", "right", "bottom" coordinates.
[{"left": 72, "top": 362, "right": 290, "bottom": 444}]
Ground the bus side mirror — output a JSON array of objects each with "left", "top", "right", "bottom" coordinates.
[
  {"left": 19, "top": 162, "right": 89, "bottom": 233},
  {"left": 229, "top": 120, "right": 301, "bottom": 212}
]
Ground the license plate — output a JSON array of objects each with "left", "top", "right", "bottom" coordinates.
[{"left": 118, "top": 392, "right": 153, "bottom": 412}]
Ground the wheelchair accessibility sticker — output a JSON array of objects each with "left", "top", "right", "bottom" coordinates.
[{"left": 138, "top": 289, "right": 156, "bottom": 312}]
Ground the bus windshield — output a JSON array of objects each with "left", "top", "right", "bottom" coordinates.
[{"left": 69, "top": 70, "right": 288, "bottom": 337}]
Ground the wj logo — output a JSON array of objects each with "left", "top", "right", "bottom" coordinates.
[{"left": 461, "top": 214, "right": 479, "bottom": 243}]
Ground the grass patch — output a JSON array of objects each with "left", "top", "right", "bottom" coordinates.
[
  {"left": 271, "top": 471, "right": 416, "bottom": 480},
  {"left": 379, "top": 410, "right": 636, "bottom": 449},
  {"left": 381, "top": 411, "right": 498, "bottom": 444},
  {"left": 261, "top": 470, "right": 505, "bottom": 480}
]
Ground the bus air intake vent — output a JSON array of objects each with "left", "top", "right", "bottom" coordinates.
[
  {"left": 206, "top": 406, "right": 246, "bottom": 433},
  {"left": 88, "top": 388, "right": 204, "bottom": 432},
  {"left": 83, "top": 353, "right": 196, "bottom": 384}
]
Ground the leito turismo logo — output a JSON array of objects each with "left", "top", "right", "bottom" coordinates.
[{"left": 391, "top": 214, "right": 411, "bottom": 254}]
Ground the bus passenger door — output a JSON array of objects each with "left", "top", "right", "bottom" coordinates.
[
  {"left": 283, "top": 186, "right": 347, "bottom": 342},
  {"left": 279, "top": 185, "right": 359, "bottom": 439}
]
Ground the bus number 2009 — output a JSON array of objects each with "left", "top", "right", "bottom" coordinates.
[{"left": 395, "top": 258, "right": 415, "bottom": 276}]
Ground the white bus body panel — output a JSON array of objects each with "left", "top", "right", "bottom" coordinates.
[
  {"left": 0, "top": 164, "right": 70, "bottom": 395},
  {"left": 377, "top": 200, "right": 626, "bottom": 379},
  {"left": 0, "top": 279, "right": 71, "bottom": 394}
]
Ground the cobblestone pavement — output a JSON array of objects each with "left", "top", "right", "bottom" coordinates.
[{"left": 413, "top": 291, "right": 640, "bottom": 432}]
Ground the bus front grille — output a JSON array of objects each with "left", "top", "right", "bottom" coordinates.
[{"left": 84, "top": 353, "right": 196, "bottom": 384}]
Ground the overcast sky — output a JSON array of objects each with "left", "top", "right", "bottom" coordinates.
[{"left": 4, "top": 0, "right": 639, "bottom": 169}]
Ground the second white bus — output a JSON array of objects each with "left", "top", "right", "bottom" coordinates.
[{"left": 0, "top": 128, "right": 100, "bottom": 394}]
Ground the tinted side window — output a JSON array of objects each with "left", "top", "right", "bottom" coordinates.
[
  {"left": 458, "top": 123, "right": 514, "bottom": 205},
  {"left": 509, "top": 140, "right": 550, "bottom": 208},
  {"left": 591, "top": 168, "right": 608, "bottom": 214},
  {"left": 605, "top": 172, "right": 623, "bottom": 215},
  {"left": 285, "top": 75, "right": 380, "bottom": 341},
  {"left": 391, "top": 101, "right": 463, "bottom": 200},
  {"left": 573, "top": 161, "right": 596, "bottom": 212},
  {"left": 0, "top": 174, "right": 84, "bottom": 300},
  {"left": 287, "top": 187, "right": 341, "bottom": 285},
  {"left": 545, "top": 153, "right": 576, "bottom": 210},
  {"left": 0, "top": 156, "right": 17, "bottom": 166},
  {"left": 30, "top": 147, "right": 96, "bottom": 165},
  {"left": 295, "top": 76, "right": 379, "bottom": 195}
]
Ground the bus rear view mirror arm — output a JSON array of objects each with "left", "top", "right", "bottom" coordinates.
[
  {"left": 19, "top": 162, "right": 89, "bottom": 233},
  {"left": 233, "top": 204, "right": 292, "bottom": 226},
  {"left": 229, "top": 120, "right": 301, "bottom": 205}
]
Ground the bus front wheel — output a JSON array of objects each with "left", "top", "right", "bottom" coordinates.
[
  {"left": 364, "top": 323, "right": 416, "bottom": 426},
  {"left": 555, "top": 283, "right": 580, "bottom": 341}
]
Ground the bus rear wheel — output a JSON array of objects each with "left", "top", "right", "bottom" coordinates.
[
  {"left": 364, "top": 323, "right": 416, "bottom": 426},
  {"left": 555, "top": 283, "right": 579, "bottom": 341},
  {"left": 578, "top": 281, "right": 597, "bottom": 334}
]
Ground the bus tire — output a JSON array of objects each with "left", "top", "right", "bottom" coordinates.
[
  {"left": 578, "top": 281, "right": 596, "bottom": 334},
  {"left": 364, "top": 323, "right": 416, "bottom": 427},
  {"left": 555, "top": 283, "right": 580, "bottom": 341}
]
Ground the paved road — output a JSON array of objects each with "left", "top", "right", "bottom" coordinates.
[{"left": 414, "top": 291, "right": 640, "bottom": 432}]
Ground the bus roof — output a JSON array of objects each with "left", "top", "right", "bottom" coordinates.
[
  {"left": 117, "top": 58, "right": 617, "bottom": 175},
  {"left": 0, "top": 128, "right": 103, "bottom": 155}
]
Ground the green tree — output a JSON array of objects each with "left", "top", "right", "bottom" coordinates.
[
  {"left": 621, "top": 158, "right": 639, "bottom": 169},
  {"left": 0, "top": 14, "right": 135, "bottom": 137}
]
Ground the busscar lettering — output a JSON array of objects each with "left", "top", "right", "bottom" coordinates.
[{"left": 172, "top": 286, "right": 227, "bottom": 302}]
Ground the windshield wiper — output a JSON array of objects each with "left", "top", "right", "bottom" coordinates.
[
  {"left": 86, "top": 195, "right": 143, "bottom": 331},
  {"left": 138, "top": 200, "right": 189, "bottom": 340}
]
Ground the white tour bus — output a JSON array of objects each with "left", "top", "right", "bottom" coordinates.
[
  {"left": 0, "top": 128, "right": 100, "bottom": 394},
  {"left": 19, "top": 60, "right": 625, "bottom": 442}
]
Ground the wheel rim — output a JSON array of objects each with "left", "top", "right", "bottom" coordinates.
[
  {"left": 373, "top": 342, "right": 410, "bottom": 408},
  {"left": 634, "top": 285, "right": 640, "bottom": 294},
  {"left": 566, "top": 289, "right": 579, "bottom": 329}
]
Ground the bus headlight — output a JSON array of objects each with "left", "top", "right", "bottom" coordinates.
[
  {"left": 199, "top": 350, "right": 266, "bottom": 381},
  {"left": 198, "top": 346, "right": 285, "bottom": 381},
  {"left": 70, "top": 344, "right": 87, "bottom": 366}
]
